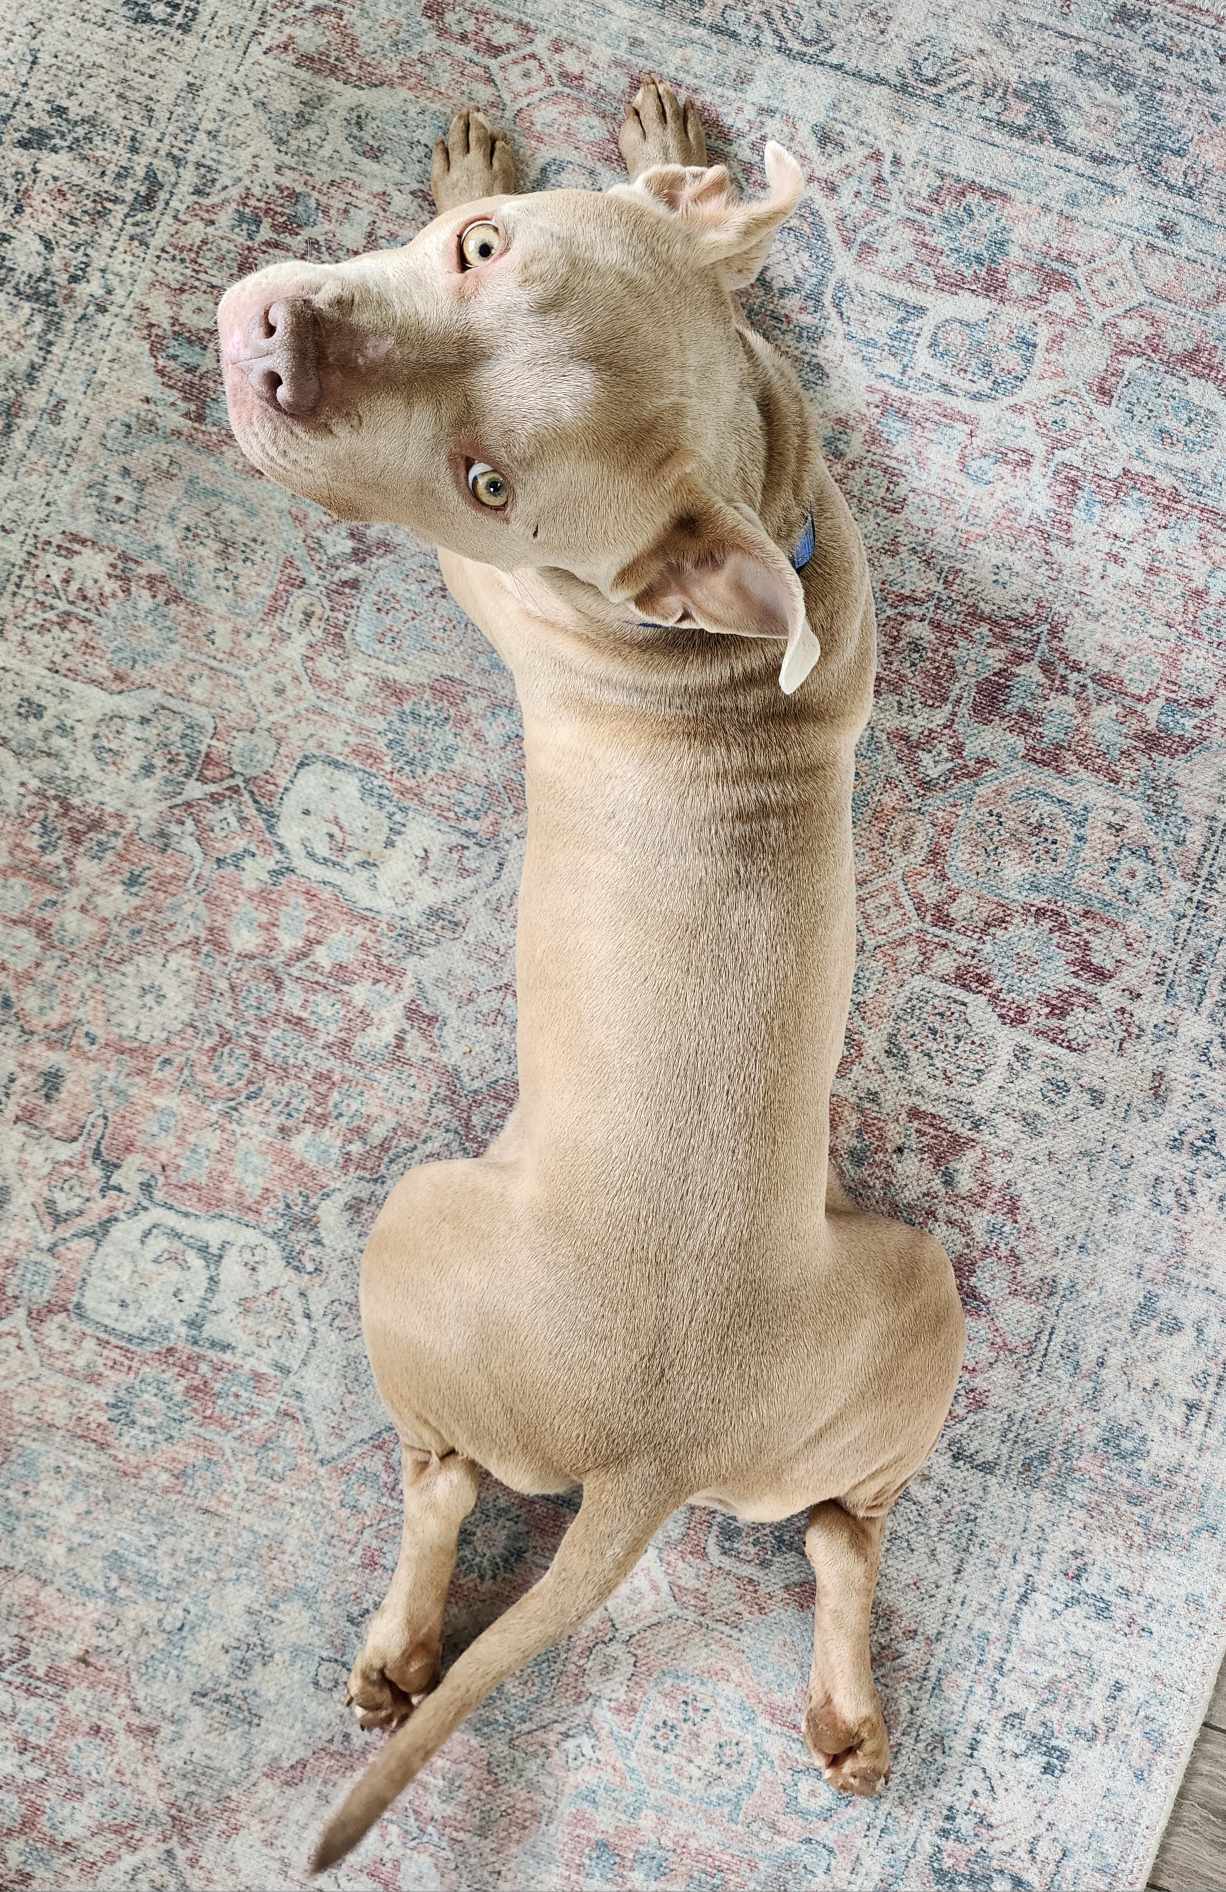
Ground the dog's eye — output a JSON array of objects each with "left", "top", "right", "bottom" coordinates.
[
  {"left": 459, "top": 220, "right": 504, "bottom": 268},
  {"left": 467, "top": 461, "right": 510, "bottom": 508}
]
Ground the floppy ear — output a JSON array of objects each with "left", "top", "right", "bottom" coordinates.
[
  {"left": 622, "top": 141, "right": 804, "bottom": 289},
  {"left": 612, "top": 496, "right": 820, "bottom": 694}
]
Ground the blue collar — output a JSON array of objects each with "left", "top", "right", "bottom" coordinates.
[{"left": 638, "top": 511, "right": 814, "bottom": 629}]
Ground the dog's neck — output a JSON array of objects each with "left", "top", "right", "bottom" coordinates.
[{"left": 503, "top": 616, "right": 856, "bottom": 1221}]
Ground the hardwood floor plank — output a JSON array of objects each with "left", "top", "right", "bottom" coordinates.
[{"left": 1150, "top": 1722, "right": 1226, "bottom": 1892}]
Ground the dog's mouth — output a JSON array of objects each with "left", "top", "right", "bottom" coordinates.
[{"left": 221, "top": 381, "right": 349, "bottom": 519}]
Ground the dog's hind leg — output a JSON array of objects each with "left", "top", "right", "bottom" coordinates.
[
  {"left": 800, "top": 1213, "right": 963, "bottom": 1795},
  {"left": 618, "top": 78, "right": 708, "bottom": 179},
  {"left": 802, "top": 1500, "right": 892, "bottom": 1796},
  {"left": 315, "top": 1468, "right": 678, "bottom": 1873},
  {"left": 431, "top": 108, "right": 517, "bottom": 214},
  {"left": 346, "top": 1441, "right": 480, "bottom": 1731}
]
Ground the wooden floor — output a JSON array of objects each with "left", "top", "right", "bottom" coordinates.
[{"left": 1149, "top": 1661, "right": 1226, "bottom": 1892}]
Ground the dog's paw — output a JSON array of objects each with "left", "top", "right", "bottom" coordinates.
[
  {"left": 618, "top": 79, "right": 708, "bottom": 180},
  {"left": 346, "top": 1656, "right": 412, "bottom": 1733},
  {"left": 346, "top": 1638, "right": 438, "bottom": 1732},
  {"left": 431, "top": 108, "right": 517, "bottom": 213},
  {"left": 804, "top": 1695, "right": 891, "bottom": 1797}
]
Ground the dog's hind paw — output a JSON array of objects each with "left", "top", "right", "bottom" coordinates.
[
  {"left": 346, "top": 1636, "right": 438, "bottom": 1732},
  {"left": 804, "top": 1696, "right": 891, "bottom": 1797},
  {"left": 346, "top": 1666, "right": 412, "bottom": 1732},
  {"left": 619, "top": 79, "right": 708, "bottom": 180},
  {"left": 431, "top": 108, "right": 517, "bottom": 213}
]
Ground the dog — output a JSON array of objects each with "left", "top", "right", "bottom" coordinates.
[{"left": 217, "top": 81, "right": 966, "bottom": 1872}]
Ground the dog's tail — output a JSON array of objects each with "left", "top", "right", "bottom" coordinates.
[{"left": 309, "top": 1468, "right": 677, "bottom": 1875}]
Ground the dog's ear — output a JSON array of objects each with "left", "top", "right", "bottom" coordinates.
[
  {"left": 612, "top": 496, "right": 820, "bottom": 694},
  {"left": 622, "top": 142, "right": 804, "bottom": 289}
]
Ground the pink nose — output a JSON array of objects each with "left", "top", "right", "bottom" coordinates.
[{"left": 231, "top": 297, "right": 321, "bottom": 416}]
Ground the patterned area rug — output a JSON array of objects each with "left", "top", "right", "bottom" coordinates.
[{"left": 2, "top": 0, "right": 1223, "bottom": 1887}]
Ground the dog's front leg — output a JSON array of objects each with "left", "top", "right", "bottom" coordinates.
[
  {"left": 430, "top": 108, "right": 517, "bottom": 214},
  {"left": 802, "top": 1500, "right": 892, "bottom": 1795},
  {"left": 347, "top": 1442, "right": 480, "bottom": 1730}
]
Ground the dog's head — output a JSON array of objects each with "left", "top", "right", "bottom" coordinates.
[{"left": 219, "top": 143, "right": 817, "bottom": 687}]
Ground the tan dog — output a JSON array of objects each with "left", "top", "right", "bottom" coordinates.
[{"left": 217, "top": 82, "right": 965, "bottom": 1873}]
